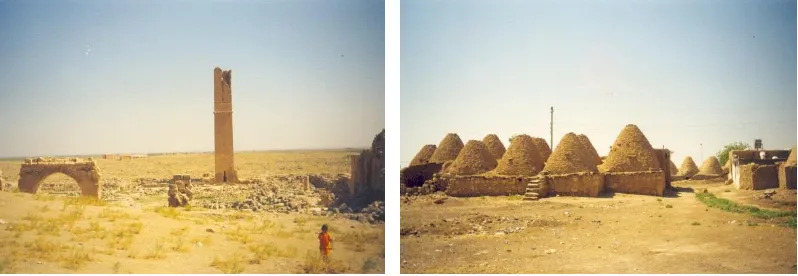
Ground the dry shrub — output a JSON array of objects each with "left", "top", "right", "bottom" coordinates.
[
  {"left": 600, "top": 124, "right": 661, "bottom": 172},
  {"left": 543, "top": 132, "right": 597, "bottom": 174},
  {"left": 697, "top": 156, "right": 723, "bottom": 175},
  {"left": 300, "top": 250, "right": 350, "bottom": 274},
  {"left": 61, "top": 246, "right": 93, "bottom": 270},
  {"left": 445, "top": 140, "right": 497, "bottom": 175},
  {"left": 211, "top": 252, "right": 247, "bottom": 274},
  {"left": 409, "top": 145, "right": 437, "bottom": 166},
  {"left": 429, "top": 133, "right": 464, "bottom": 163},
  {"left": 493, "top": 134, "right": 545, "bottom": 176},
  {"left": 249, "top": 243, "right": 297, "bottom": 261},
  {"left": 154, "top": 206, "right": 182, "bottom": 219},
  {"left": 678, "top": 156, "right": 699, "bottom": 177},
  {"left": 482, "top": 134, "right": 506, "bottom": 160}
]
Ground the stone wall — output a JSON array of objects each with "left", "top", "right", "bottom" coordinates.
[
  {"left": 400, "top": 163, "right": 443, "bottom": 187},
  {"left": 604, "top": 171, "right": 665, "bottom": 196},
  {"left": 444, "top": 175, "right": 530, "bottom": 197},
  {"left": 18, "top": 158, "right": 102, "bottom": 198},
  {"left": 778, "top": 163, "right": 796, "bottom": 189},
  {"left": 349, "top": 129, "right": 385, "bottom": 203},
  {"left": 547, "top": 172, "right": 604, "bottom": 197},
  {"left": 690, "top": 174, "right": 724, "bottom": 181},
  {"left": 738, "top": 164, "right": 779, "bottom": 190}
]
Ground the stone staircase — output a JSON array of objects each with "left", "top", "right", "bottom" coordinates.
[{"left": 523, "top": 175, "right": 545, "bottom": 201}]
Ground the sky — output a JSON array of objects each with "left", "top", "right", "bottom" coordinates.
[
  {"left": 401, "top": 0, "right": 797, "bottom": 168},
  {"left": 0, "top": 0, "right": 385, "bottom": 158}
]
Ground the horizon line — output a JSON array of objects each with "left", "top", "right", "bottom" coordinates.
[{"left": 0, "top": 147, "right": 370, "bottom": 161}]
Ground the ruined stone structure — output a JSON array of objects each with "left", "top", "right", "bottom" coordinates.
[
  {"left": 172, "top": 174, "right": 191, "bottom": 186},
  {"left": 348, "top": 129, "right": 385, "bottom": 203},
  {"left": 167, "top": 181, "right": 193, "bottom": 207},
  {"left": 17, "top": 158, "right": 102, "bottom": 198},
  {"left": 214, "top": 67, "right": 238, "bottom": 183}
]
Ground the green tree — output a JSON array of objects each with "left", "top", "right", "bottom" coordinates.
[{"left": 716, "top": 142, "right": 750, "bottom": 166}]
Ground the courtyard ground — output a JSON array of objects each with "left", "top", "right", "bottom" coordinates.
[{"left": 400, "top": 179, "right": 796, "bottom": 274}]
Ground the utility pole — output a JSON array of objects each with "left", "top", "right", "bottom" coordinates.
[{"left": 550, "top": 106, "right": 554, "bottom": 149}]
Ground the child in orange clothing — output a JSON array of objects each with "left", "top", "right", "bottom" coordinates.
[{"left": 318, "top": 224, "right": 333, "bottom": 262}]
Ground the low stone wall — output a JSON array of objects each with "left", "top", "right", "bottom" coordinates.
[
  {"left": 778, "top": 163, "right": 796, "bottom": 189},
  {"left": 690, "top": 174, "right": 724, "bottom": 181},
  {"left": 444, "top": 175, "right": 530, "bottom": 197},
  {"left": 738, "top": 164, "right": 779, "bottom": 190},
  {"left": 604, "top": 171, "right": 665, "bottom": 196},
  {"left": 547, "top": 172, "right": 604, "bottom": 197},
  {"left": 400, "top": 163, "right": 443, "bottom": 187}
]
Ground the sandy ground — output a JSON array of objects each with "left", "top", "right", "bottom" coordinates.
[
  {"left": 400, "top": 179, "right": 797, "bottom": 274},
  {"left": 0, "top": 151, "right": 384, "bottom": 274}
]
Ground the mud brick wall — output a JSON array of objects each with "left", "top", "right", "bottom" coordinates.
[
  {"left": 444, "top": 175, "right": 530, "bottom": 197},
  {"left": 547, "top": 172, "right": 604, "bottom": 197},
  {"left": 653, "top": 149, "right": 672, "bottom": 188},
  {"left": 400, "top": 163, "right": 443, "bottom": 187},
  {"left": 738, "top": 164, "right": 779, "bottom": 190},
  {"left": 604, "top": 171, "right": 665, "bottom": 196},
  {"left": 778, "top": 164, "right": 796, "bottom": 189}
]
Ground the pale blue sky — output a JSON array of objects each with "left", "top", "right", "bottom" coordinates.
[
  {"left": 0, "top": 0, "right": 385, "bottom": 158},
  {"left": 401, "top": 0, "right": 797, "bottom": 168}
]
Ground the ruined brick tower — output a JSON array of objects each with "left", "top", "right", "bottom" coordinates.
[{"left": 214, "top": 67, "right": 238, "bottom": 183}]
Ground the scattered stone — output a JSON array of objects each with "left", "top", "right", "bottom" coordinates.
[
  {"left": 206, "top": 228, "right": 216, "bottom": 233},
  {"left": 545, "top": 249, "right": 557, "bottom": 254},
  {"left": 434, "top": 197, "right": 448, "bottom": 204}
]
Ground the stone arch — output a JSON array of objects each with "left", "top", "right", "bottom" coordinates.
[{"left": 18, "top": 158, "right": 102, "bottom": 198}]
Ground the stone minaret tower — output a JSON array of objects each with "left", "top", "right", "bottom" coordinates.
[{"left": 214, "top": 67, "right": 238, "bottom": 183}]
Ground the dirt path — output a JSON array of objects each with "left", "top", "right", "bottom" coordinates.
[
  {"left": 400, "top": 180, "right": 796, "bottom": 274},
  {"left": 0, "top": 192, "right": 384, "bottom": 274}
]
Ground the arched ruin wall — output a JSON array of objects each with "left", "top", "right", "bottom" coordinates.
[{"left": 18, "top": 163, "right": 101, "bottom": 197}]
